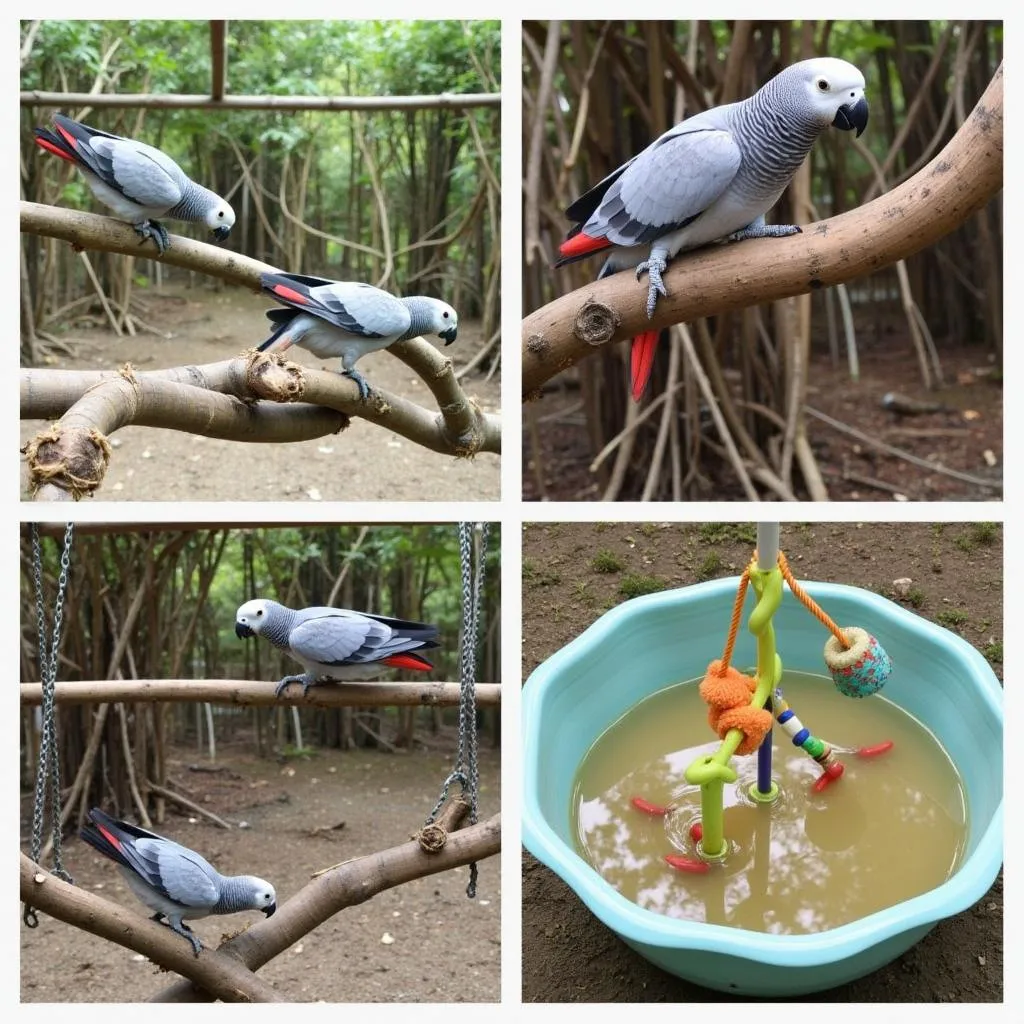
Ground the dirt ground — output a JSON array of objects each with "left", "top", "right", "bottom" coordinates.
[
  {"left": 21, "top": 738, "right": 500, "bottom": 1002},
  {"left": 521, "top": 521, "right": 1003, "bottom": 1002},
  {"left": 22, "top": 286, "right": 501, "bottom": 501},
  {"left": 523, "top": 325, "right": 1002, "bottom": 502}
]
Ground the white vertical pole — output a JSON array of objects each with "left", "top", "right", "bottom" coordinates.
[{"left": 757, "top": 523, "right": 780, "bottom": 571}]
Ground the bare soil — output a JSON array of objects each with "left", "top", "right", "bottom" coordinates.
[
  {"left": 522, "top": 521, "right": 1002, "bottom": 1002},
  {"left": 22, "top": 286, "right": 500, "bottom": 501},
  {"left": 523, "top": 325, "right": 1002, "bottom": 502},
  {"left": 21, "top": 739, "right": 500, "bottom": 1002}
]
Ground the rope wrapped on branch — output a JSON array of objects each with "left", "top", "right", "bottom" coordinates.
[
  {"left": 522, "top": 63, "right": 1003, "bottom": 397},
  {"left": 19, "top": 679, "right": 501, "bottom": 708}
]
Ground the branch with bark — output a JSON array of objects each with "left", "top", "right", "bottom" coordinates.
[
  {"left": 522, "top": 63, "right": 1003, "bottom": 398},
  {"left": 20, "top": 854, "right": 283, "bottom": 1002},
  {"left": 21, "top": 811, "right": 500, "bottom": 1003},
  {"left": 20, "top": 202, "right": 500, "bottom": 499},
  {"left": 20, "top": 679, "right": 501, "bottom": 707}
]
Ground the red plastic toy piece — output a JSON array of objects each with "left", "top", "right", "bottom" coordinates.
[
  {"left": 689, "top": 822, "right": 703, "bottom": 842},
  {"left": 857, "top": 741, "right": 894, "bottom": 758},
  {"left": 665, "top": 854, "right": 709, "bottom": 874},
  {"left": 812, "top": 760, "right": 846, "bottom": 793},
  {"left": 631, "top": 796, "right": 669, "bottom": 817}
]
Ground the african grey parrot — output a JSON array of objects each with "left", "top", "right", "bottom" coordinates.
[
  {"left": 235, "top": 598, "right": 440, "bottom": 697},
  {"left": 555, "top": 57, "right": 869, "bottom": 400},
  {"left": 257, "top": 271, "right": 459, "bottom": 400},
  {"left": 80, "top": 807, "right": 276, "bottom": 956},
  {"left": 34, "top": 113, "right": 235, "bottom": 254}
]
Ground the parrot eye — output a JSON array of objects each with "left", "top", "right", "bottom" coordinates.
[
  {"left": 256, "top": 610, "right": 263, "bottom": 617},
  {"left": 816, "top": 78, "right": 829, "bottom": 92},
  {"left": 443, "top": 311, "right": 449, "bottom": 319}
]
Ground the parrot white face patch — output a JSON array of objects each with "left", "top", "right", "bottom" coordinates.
[{"left": 236, "top": 598, "right": 270, "bottom": 635}]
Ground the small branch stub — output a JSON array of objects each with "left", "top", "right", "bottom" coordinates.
[
  {"left": 574, "top": 299, "right": 621, "bottom": 346},
  {"left": 23, "top": 424, "right": 112, "bottom": 498},
  {"left": 245, "top": 351, "right": 309, "bottom": 403}
]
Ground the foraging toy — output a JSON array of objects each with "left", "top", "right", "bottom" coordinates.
[
  {"left": 635, "top": 522, "right": 894, "bottom": 869},
  {"left": 824, "top": 627, "right": 893, "bottom": 697}
]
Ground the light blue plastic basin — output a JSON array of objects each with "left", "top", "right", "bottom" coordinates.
[{"left": 522, "top": 578, "right": 1003, "bottom": 997}]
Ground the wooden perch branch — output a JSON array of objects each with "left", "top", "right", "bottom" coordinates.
[
  {"left": 149, "top": 813, "right": 501, "bottom": 1002},
  {"left": 522, "top": 63, "right": 1003, "bottom": 397},
  {"left": 22, "top": 355, "right": 499, "bottom": 501},
  {"left": 21, "top": 202, "right": 276, "bottom": 288},
  {"left": 22, "top": 90, "right": 501, "bottom": 111},
  {"left": 20, "top": 854, "right": 283, "bottom": 1003},
  {"left": 20, "top": 203, "right": 500, "bottom": 495},
  {"left": 20, "top": 679, "right": 501, "bottom": 708}
]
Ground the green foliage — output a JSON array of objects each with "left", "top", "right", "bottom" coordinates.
[
  {"left": 618, "top": 574, "right": 667, "bottom": 599},
  {"left": 696, "top": 552, "right": 723, "bottom": 581},
  {"left": 936, "top": 609, "right": 969, "bottom": 629},
  {"left": 697, "top": 523, "right": 757, "bottom": 545},
  {"left": 983, "top": 640, "right": 1002, "bottom": 664},
  {"left": 591, "top": 550, "right": 623, "bottom": 574},
  {"left": 22, "top": 20, "right": 500, "bottom": 306}
]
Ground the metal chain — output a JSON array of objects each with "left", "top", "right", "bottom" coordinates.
[
  {"left": 425, "top": 522, "right": 489, "bottom": 897},
  {"left": 24, "top": 523, "right": 75, "bottom": 927}
]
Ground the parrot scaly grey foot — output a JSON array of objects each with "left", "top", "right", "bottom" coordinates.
[
  {"left": 133, "top": 219, "right": 169, "bottom": 255},
  {"left": 728, "top": 223, "right": 802, "bottom": 242},
  {"left": 343, "top": 368, "right": 372, "bottom": 401},
  {"left": 169, "top": 918, "right": 203, "bottom": 957},
  {"left": 274, "top": 673, "right": 310, "bottom": 698},
  {"left": 635, "top": 253, "right": 669, "bottom": 319}
]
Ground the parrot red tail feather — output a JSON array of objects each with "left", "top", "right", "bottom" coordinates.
[
  {"left": 382, "top": 652, "right": 433, "bottom": 672},
  {"left": 630, "top": 331, "right": 659, "bottom": 401}
]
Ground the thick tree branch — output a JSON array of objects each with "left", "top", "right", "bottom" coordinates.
[
  {"left": 22, "top": 352, "right": 499, "bottom": 499},
  {"left": 149, "top": 813, "right": 502, "bottom": 1002},
  {"left": 20, "top": 855, "right": 283, "bottom": 1003},
  {"left": 522, "top": 63, "right": 1003, "bottom": 397},
  {"left": 20, "top": 679, "right": 501, "bottom": 707},
  {"left": 20, "top": 204, "right": 501, "bottom": 476},
  {"left": 21, "top": 201, "right": 276, "bottom": 288}
]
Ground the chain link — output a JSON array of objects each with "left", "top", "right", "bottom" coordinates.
[
  {"left": 24, "top": 523, "right": 75, "bottom": 928},
  {"left": 425, "top": 522, "right": 489, "bottom": 898}
]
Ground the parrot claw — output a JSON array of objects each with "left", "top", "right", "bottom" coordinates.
[
  {"left": 343, "top": 368, "right": 372, "bottom": 401},
  {"left": 133, "top": 219, "right": 169, "bottom": 255},
  {"left": 274, "top": 674, "right": 308, "bottom": 698},
  {"left": 635, "top": 254, "right": 669, "bottom": 319},
  {"left": 168, "top": 918, "right": 203, "bottom": 956}
]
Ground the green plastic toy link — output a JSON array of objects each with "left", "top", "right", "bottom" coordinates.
[{"left": 684, "top": 564, "right": 783, "bottom": 857}]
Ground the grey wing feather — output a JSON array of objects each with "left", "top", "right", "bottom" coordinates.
[
  {"left": 289, "top": 610, "right": 387, "bottom": 666},
  {"left": 589, "top": 127, "right": 742, "bottom": 246},
  {"left": 133, "top": 839, "right": 220, "bottom": 908},
  {"left": 311, "top": 282, "right": 411, "bottom": 339},
  {"left": 101, "top": 139, "right": 185, "bottom": 209}
]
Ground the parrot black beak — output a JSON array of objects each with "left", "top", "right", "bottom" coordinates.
[
  {"left": 235, "top": 622, "right": 254, "bottom": 639},
  {"left": 833, "top": 96, "right": 869, "bottom": 138},
  {"left": 212, "top": 225, "right": 231, "bottom": 243},
  {"left": 439, "top": 326, "right": 458, "bottom": 346},
  {"left": 263, "top": 902, "right": 276, "bottom": 918}
]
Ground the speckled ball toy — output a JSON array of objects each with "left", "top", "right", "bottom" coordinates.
[{"left": 823, "top": 626, "right": 892, "bottom": 698}]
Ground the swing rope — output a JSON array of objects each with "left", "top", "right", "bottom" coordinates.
[
  {"left": 24, "top": 522, "right": 75, "bottom": 928},
  {"left": 424, "top": 521, "right": 490, "bottom": 897}
]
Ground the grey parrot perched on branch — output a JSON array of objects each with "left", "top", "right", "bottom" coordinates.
[
  {"left": 555, "top": 57, "right": 869, "bottom": 400},
  {"left": 33, "top": 113, "right": 235, "bottom": 255},
  {"left": 80, "top": 807, "right": 276, "bottom": 957},
  {"left": 257, "top": 271, "right": 459, "bottom": 400},
  {"left": 235, "top": 598, "right": 440, "bottom": 697}
]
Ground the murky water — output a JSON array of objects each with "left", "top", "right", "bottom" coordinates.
[{"left": 572, "top": 671, "right": 968, "bottom": 934}]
